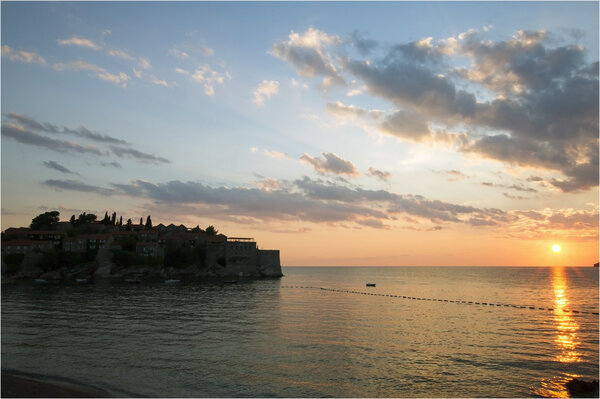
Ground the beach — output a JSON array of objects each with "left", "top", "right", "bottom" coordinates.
[{"left": 1, "top": 372, "right": 110, "bottom": 398}]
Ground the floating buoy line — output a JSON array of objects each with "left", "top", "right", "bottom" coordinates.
[{"left": 280, "top": 286, "right": 599, "bottom": 316}]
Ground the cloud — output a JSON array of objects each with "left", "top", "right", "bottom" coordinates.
[
  {"left": 112, "top": 176, "right": 503, "bottom": 227},
  {"left": 270, "top": 27, "right": 345, "bottom": 86},
  {"left": 57, "top": 36, "right": 100, "bottom": 50},
  {"left": 253, "top": 80, "right": 279, "bottom": 105},
  {"left": 110, "top": 146, "right": 171, "bottom": 164},
  {"left": 148, "top": 75, "right": 170, "bottom": 87},
  {"left": 325, "top": 101, "right": 384, "bottom": 122},
  {"left": 174, "top": 67, "right": 189, "bottom": 75},
  {"left": 107, "top": 48, "right": 135, "bottom": 61},
  {"left": 507, "top": 208, "right": 598, "bottom": 240},
  {"left": 455, "top": 31, "right": 598, "bottom": 191},
  {"left": 42, "top": 173, "right": 508, "bottom": 229},
  {"left": 169, "top": 48, "right": 190, "bottom": 59},
  {"left": 481, "top": 181, "right": 537, "bottom": 193},
  {"left": 3, "top": 113, "right": 170, "bottom": 166},
  {"left": 300, "top": 152, "right": 360, "bottom": 176},
  {"left": 191, "top": 65, "right": 230, "bottom": 95},
  {"left": 100, "top": 161, "right": 121, "bottom": 168},
  {"left": 43, "top": 161, "right": 76, "bottom": 174},
  {"left": 367, "top": 167, "right": 391, "bottom": 181},
  {"left": 44, "top": 179, "right": 114, "bottom": 196},
  {"left": 1, "top": 123, "right": 105, "bottom": 156},
  {"left": 263, "top": 149, "right": 287, "bottom": 160},
  {"left": 170, "top": 40, "right": 214, "bottom": 59},
  {"left": 1, "top": 45, "right": 46, "bottom": 65},
  {"left": 54, "top": 60, "right": 130, "bottom": 87},
  {"left": 138, "top": 58, "right": 151, "bottom": 69},
  {"left": 432, "top": 169, "right": 468, "bottom": 181},
  {"left": 349, "top": 31, "right": 378, "bottom": 55},
  {"left": 6, "top": 112, "right": 128, "bottom": 144},
  {"left": 379, "top": 110, "right": 432, "bottom": 141},
  {"left": 271, "top": 27, "right": 599, "bottom": 191}
]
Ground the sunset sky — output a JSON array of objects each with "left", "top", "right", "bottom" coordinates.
[{"left": 1, "top": 2, "right": 598, "bottom": 266}]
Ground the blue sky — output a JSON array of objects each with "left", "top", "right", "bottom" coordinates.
[{"left": 2, "top": 2, "right": 598, "bottom": 265}]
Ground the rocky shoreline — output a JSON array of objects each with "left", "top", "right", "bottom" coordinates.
[
  {"left": 2, "top": 261, "right": 283, "bottom": 284},
  {"left": 2, "top": 245, "right": 283, "bottom": 284}
]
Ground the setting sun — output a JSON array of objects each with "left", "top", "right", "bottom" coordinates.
[{"left": 552, "top": 245, "right": 562, "bottom": 253}]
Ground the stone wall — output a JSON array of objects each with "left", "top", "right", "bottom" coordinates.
[{"left": 258, "top": 250, "right": 282, "bottom": 277}]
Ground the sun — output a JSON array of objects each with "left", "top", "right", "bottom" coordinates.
[{"left": 552, "top": 244, "right": 562, "bottom": 253}]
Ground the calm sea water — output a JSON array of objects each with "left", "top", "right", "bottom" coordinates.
[{"left": 1, "top": 266, "right": 598, "bottom": 398}]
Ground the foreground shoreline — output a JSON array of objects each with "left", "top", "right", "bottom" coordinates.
[{"left": 1, "top": 371, "right": 112, "bottom": 398}]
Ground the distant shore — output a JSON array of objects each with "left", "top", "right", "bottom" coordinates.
[{"left": 1, "top": 371, "right": 111, "bottom": 398}]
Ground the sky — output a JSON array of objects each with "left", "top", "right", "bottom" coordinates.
[{"left": 1, "top": 1, "right": 598, "bottom": 266}]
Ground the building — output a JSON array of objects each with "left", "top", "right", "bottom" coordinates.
[
  {"left": 136, "top": 242, "right": 160, "bottom": 257},
  {"left": 77, "top": 234, "right": 112, "bottom": 250},
  {"left": 62, "top": 237, "right": 87, "bottom": 253},
  {"left": 2, "top": 240, "right": 54, "bottom": 254}
]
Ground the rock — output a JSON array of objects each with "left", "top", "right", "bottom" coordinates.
[
  {"left": 94, "top": 247, "right": 113, "bottom": 278},
  {"left": 39, "top": 270, "right": 62, "bottom": 281},
  {"left": 94, "top": 262, "right": 112, "bottom": 278},
  {"left": 565, "top": 378, "right": 599, "bottom": 398}
]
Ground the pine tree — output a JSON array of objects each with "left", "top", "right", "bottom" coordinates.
[
  {"left": 145, "top": 215, "right": 153, "bottom": 230},
  {"left": 119, "top": 216, "right": 123, "bottom": 226},
  {"left": 69, "top": 215, "right": 76, "bottom": 225},
  {"left": 126, "top": 218, "right": 132, "bottom": 231},
  {"left": 111, "top": 212, "right": 116, "bottom": 225}
]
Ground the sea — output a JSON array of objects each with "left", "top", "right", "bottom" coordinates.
[{"left": 1, "top": 266, "right": 598, "bottom": 398}]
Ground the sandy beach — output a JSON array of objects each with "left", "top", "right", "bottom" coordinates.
[{"left": 1, "top": 372, "right": 111, "bottom": 398}]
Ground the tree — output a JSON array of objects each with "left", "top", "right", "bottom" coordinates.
[
  {"left": 118, "top": 216, "right": 123, "bottom": 226},
  {"left": 205, "top": 225, "right": 218, "bottom": 236},
  {"left": 145, "top": 215, "right": 153, "bottom": 230},
  {"left": 30, "top": 211, "right": 60, "bottom": 230},
  {"left": 191, "top": 225, "right": 201, "bottom": 233},
  {"left": 139, "top": 217, "right": 143, "bottom": 226},
  {"left": 111, "top": 212, "right": 117, "bottom": 225},
  {"left": 126, "top": 218, "right": 133, "bottom": 231},
  {"left": 69, "top": 215, "right": 76, "bottom": 225},
  {"left": 102, "top": 212, "right": 110, "bottom": 225},
  {"left": 75, "top": 212, "right": 97, "bottom": 226}
]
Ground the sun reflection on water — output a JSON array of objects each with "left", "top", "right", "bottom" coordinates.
[
  {"left": 531, "top": 268, "right": 584, "bottom": 397},
  {"left": 552, "top": 267, "right": 582, "bottom": 364}
]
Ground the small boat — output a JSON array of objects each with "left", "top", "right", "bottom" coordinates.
[
  {"left": 366, "top": 283, "right": 376, "bottom": 287},
  {"left": 75, "top": 278, "right": 90, "bottom": 284},
  {"left": 34, "top": 278, "right": 48, "bottom": 284},
  {"left": 164, "top": 279, "right": 181, "bottom": 284}
]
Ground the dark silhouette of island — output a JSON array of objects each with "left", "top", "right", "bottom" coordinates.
[{"left": 1, "top": 211, "right": 282, "bottom": 282}]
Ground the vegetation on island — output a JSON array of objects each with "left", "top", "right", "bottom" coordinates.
[{"left": 2, "top": 211, "right": 224, "bottom": 277}]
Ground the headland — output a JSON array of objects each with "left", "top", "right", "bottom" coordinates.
[{"left": 1, "top": 211, "right": 283, "bottom": 283}]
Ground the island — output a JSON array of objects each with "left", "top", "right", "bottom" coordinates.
[{"left": 1, "top": 211, "right": 282, "bottom": 282}]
